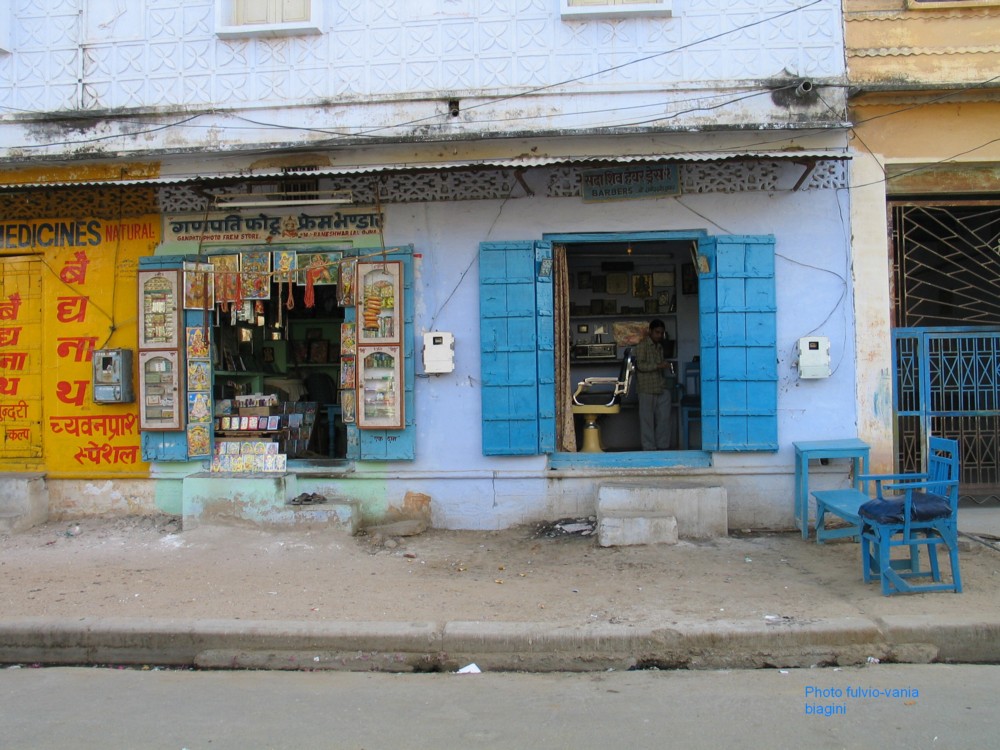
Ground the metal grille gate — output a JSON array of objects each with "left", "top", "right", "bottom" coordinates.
[
  {"left": 890, "top": 200, "right": 1000, "bottom": 502},
  {"left": 893, "top": 329, "right": 1000, "bottom": 502}
]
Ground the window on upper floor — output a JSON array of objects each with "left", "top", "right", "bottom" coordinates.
[
  {"left": 216, "top": 0, "right": 322, "bottom": 39},
  {"left": 560, "top": 0, "right": 672, "bottom": 19}
]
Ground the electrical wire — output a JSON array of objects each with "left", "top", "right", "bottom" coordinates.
[
  {"left": 843, "top": 136, "right": 1000, "bottom": 192},
  {"left": 341, "top": 0, "right": 827, "bottom": 140},
  {"left": 3, "top": 1, "right": 829, "bottom": 152}
]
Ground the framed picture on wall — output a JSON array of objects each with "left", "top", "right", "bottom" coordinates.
[
  {"left": 652, "top": 269, "right": 675, "bottom": 288},
  {"left": 182, "top": 262, "right": 215, "bottom": 310},
  {"left": 340, "top": 389, "right": 356, "bottom": 424},
  {"left": 606, "top": 273, "right": 628, "bottom": 295},
  {"left": 210, "top": 254, "right": 241, "bottom": 304},
  {"left": 273, "top": 250, "right": 297, "bottom": 282},
  {"left": 240, "top": 251, "right": 272, "bottom": 300},
  {"left": 309, "top": 340, "right": 330, "bottom": 364},
  {"left": 681, "top": 263, "right": 698, "bottom": 295},
  {"left": 340, "top": 322, "right": 357, "bottom": 356},
  {"left": 296, "top": 251, "right": 342, "bottom": 286},
  {"left": 338, "top": 258, "right": 357, "bottom": 305},
  {"left": 632, "top": 273, "right": 653, "bottom": 298},
  {"left": 339, "top": 356, "right": 356, "bottom": 389}
]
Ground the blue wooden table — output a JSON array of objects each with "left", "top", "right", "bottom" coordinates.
[{"left": 793, "top": 439, "right": 870, "bottom": 539}]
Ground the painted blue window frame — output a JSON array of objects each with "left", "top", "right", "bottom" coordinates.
[{"left": 479, "top": 233, "right": 776, "bottom": 456}]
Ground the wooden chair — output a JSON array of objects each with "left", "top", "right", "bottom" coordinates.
[{"left": 858, "top": 436, "right": 962, "bottom": 596}]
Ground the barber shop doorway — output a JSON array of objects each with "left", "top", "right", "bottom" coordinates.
[{"left": 551, "top": 232, "right": 703, "bottom": 453}]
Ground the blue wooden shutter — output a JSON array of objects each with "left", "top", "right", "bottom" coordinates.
[
  {"left": 699, "top": 235, "right": 778, "bottom": 451},
  {"left": 479, "top": 241, "right": 555, "bottom": 455},
  {"left": 354, "top": 247, "right": 416, "bottom": 460}
]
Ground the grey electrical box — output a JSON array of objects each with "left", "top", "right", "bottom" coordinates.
[
  {"left": 423, "top": 331, "right": 455, "bottom": 374},
  {"left": 92, "top": 349, "right": 135, "bottom": 403},
  {"left": 797, "top": 336, "right": 831, "bottom": 379}
]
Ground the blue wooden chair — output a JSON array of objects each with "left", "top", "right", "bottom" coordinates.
[
  {"left": 858, "top": 436, "right": 962, "bottom": 596},
  {"left": 677, "top": 359, "right": 701, "bottom": 449}
]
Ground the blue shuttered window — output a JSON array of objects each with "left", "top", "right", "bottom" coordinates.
[
  {"left": 479, "top": 241, "right": 554, "bottom": 455},
  {"left": 698, "top": 235, "right": 778, "bottom": 451}
]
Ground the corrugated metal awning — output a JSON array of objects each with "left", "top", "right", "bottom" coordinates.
[{"left": 1, "top": 149, "right": 849, "bottom": 189}]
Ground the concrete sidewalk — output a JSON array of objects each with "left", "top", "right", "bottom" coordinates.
[{"left": 0, "top": 510, "right": 998, "bottom": 673}]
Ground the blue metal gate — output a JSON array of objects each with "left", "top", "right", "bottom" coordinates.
[{"left": 893, "top": 327, "right": 1000, "bottom": 502}]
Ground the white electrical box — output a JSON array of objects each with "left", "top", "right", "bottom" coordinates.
[
  {"left": 423, "top": 332, "right": 455, "bottom": 374},
  {"left": 797, "top": 336, "right": 831, "bottom": 379}
]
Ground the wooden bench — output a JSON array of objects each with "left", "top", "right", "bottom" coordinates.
[{"left": 811, "top": 488, "right": 868, "bottom": 544}]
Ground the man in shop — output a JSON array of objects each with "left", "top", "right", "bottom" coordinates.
[{"left": 635, "top": 319, "right": 672, "bottom": 451}]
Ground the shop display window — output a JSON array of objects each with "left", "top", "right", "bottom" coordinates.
[
  {"left": 138, "top": 270, "right": 181, "bottom": 350},
  {"left": 356, "top": 261, "right": 402, "bottom": 345},
  {"left": 357, "top": 345, "right": 403, "bottom": 429}
]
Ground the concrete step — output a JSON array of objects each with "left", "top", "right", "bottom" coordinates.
[
  {"left": 596, "top": 481, "right": 727, "bottom": 546},
  {"left": 182, "top": 473, "right": 359, "bottom": 534},
  {"left": 0, "top": 474, "right": 48, "bottom": 534}
]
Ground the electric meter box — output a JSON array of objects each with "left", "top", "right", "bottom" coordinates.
[
  {"left": 423, "top": 332, "right": 455, "bottom": 374},
  {"left": 797, "top": 336, "right": 831, "bottom": 379},
  {"left": 92, "top": 348, "right": 135, "bottom": 403}
]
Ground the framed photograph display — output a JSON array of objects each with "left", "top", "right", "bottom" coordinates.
[
  {"left": 187, "top": 359, "right": 211, "bottom": 392},
  {"left": 340, "top": 389, "right": 356, "bottom": 424},
  {"left": 212, "top": 254, "right": 241, "bottom": 304},
  {"left": 652, "top": 269, "right": 675, "bottom": 288},
  {"left": 337, "top": 258, "right": 357, "bottom": 305},
  {"left": 138, "top": 270, "right": 181, "bottom": 350},
  {"left": 357, "top": 345, "right": 403, "bottom": 429},
  {"left": 357, "top": 261, "right": 402, "bottom": 345},
  {"left": 138, "top": 350, "right": 184, "bottom": 431},
  {"left": 339, "top": 355, "right": 356, "bottom": 389},
  {"left": 273, "top": 250, "right": 297, "bottom": 282},
  {"left": 340, "top": 322, "right": 356, "bottom": 356},
  {"left": 186, "top": 327, "right": 210, "bottom": 359},
  {"left": 606, "top": 273, "right": 628, "bottom": 295},
  {"left": 308, "top": 339, "right": 330, "bottom": 364},
  {"left": 681, "top": 263, "right": 698, "bottom": 295},
  {"left": 632, "top": 273, "right": 653, "bottom": 298},
  {"left": 296, "top": 251, "right": 342, "bottom": 286},
  {"left": 240, "top": 251, "right": 272, "bottom": 300},
  {"left": 187, "top": 424, "right": 211, "bottom": 458},
  {"left": 183, "top": 261, "right": 215, "bottom": 310}
]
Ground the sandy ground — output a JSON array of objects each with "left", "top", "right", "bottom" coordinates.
[{"left": 1, "top": 515, "right": 999, "bottom": 626}]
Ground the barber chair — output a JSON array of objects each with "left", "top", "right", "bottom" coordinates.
[{"left": 571, "top": 348, "right": 635, "bottom": 453}]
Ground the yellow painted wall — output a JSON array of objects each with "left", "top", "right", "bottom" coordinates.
[
  {"left": 851, "top": 99, "right": 1000, "bottom": 167},
  {"left": 0, "top": 216, "right": 161, "bottom": 476},
  {"left": 845, "top": 0, "right": 1000, "bottom": 85}
]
